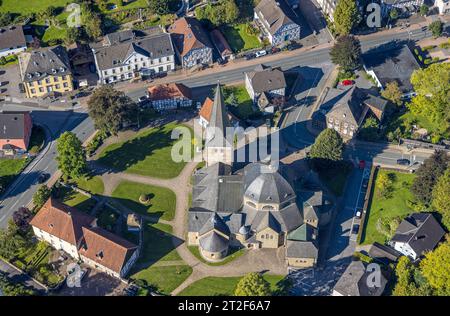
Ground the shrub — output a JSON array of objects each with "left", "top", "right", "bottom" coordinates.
[{"left": 139, "top": 194, "right": 149, "bottom": 203}]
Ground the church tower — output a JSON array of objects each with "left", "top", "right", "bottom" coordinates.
[{"left": 205, "top": 83, "right": 233, "bottom": 167}]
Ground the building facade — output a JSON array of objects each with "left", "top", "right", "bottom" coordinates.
[
  {"left": 435, "top": 0, "right": 450, "bottom": 14},
  {"left": 0, "top": 111, "right": 32, "bottom": 154},
  {"left": 92, "top": 28, "right": 175, "bottom": 85},
  {"left": 316, "top": 0, "right": 338, "bottom": 21},
  {"left": 254, "top": 0, "right": 301, "bottom": 46},
  {"left": 18, "top": 46, "right": 73, "bottom": 98},
  {"left": 168, "top": 17, "right": 213, "bottom": 69},
  {"left": 147, "top": 83, "right": 193, "bottom": 111}
]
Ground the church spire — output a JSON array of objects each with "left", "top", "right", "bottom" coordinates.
[{"left": 209, "top": 82, "right": 230, "bottom": 133}]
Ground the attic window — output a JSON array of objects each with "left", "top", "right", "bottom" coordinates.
[
  {"left": 342, "top": 113, "right": 346, "bottom": 118},
  {"left": 96, "top": 251, "right": 104, "bottom": 259},
  {"left": 49, "top": 223, "right": 54, "bottom": 228}
]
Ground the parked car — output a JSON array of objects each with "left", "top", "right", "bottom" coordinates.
[
  {"left": 245, "top": 53, "right": 256, "bottom": 60},
  {"left": 138, "top": 95, "right": 149, "bottom": 105},
  {"left": 271, "top": 47, "right": 281, "bottom": 54},
  {"left": 342, "top": 79, "right": 354, "bottom": 86},
  {"left": 217, "top": 57, "right": 227, "bottom": 65},
  {"left": 38, "top": 173, "right": 50, "bottom": 184},
  {"left": 358, "top": 160, "right": 366, "bottom": 169},
  {"left": 355, "top": 210, "right": 362, "bottom": 219},
  {"left": 396, "top": 158, "right": 410, "bottom": 166},
  {"left": 286, "top": 42, "right": 301, "bottom": 51},
  {"left": 352, "top": 224, "right": 360, "bottom": 235},
  {"left": 255, "top": 50, "right": 267, "bottom": 58}
]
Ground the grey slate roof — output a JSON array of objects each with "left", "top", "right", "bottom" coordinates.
[
  {"left": 205, "top": 83, "right": 232, "bottom": 148},
  {"left": 20, "top": 46, "right": 71, "bottom": 82},
  {"left": 246, "top": 65, "right": 286, "bottom": 94},
  {"left": 286, "top": 240, "right": 318, "bottom": 259},
  {"left": 391, "top": 213, "right": 445, "bottom": 257},
  {"left": 244, "top": 171, "right": 295, "bottom": 205},
  {"left": 255, "top": 0, "right": 298, "bottom": 36},
  {"left": 199, "top": 213, "right": 230, "bottom": 236},
  {"left": 287, "top": 223, "right": 318, "bottom": 241},
  {"left": 325, "top": 86, "right": 365, "bottom": 126},
  {"left": 92, "top": 29, "right": 174, "bottom": 71},
  {"left": 333, "top": 261, "right": 387, "bottom": 296},
  {"left": 0, "top": 111, "right": 29, "bottom": 139},
  {"left": 0, "top": 25, "right": 26, "bottom": 51},
  {"left": 199, "top": 231, "right": 229, "bottom": 253},
  {"left": 363, "top": 45, "right": 421, "bottom": 93}
]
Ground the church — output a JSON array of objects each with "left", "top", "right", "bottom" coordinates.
[{"left": 188, "top": 84, "right": 329, "bottom": 268}]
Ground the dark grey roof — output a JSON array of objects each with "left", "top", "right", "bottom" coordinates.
[
  {"left": 205, "top": 83, "right": 231, "bottom": 148},
  {"left": 0, "top": 111, "right": 30, "bottom": 139},
  {"left": 333, "top": 261, "right": 387, "bottom": 296},
  {"left": 199, "top": 231, "right": 229, "bottom": 253},
  {"left": 92, "top": 30, "right": 174, "bottom": 71},
  {"left": 199, "top": 213, "right": 230, "bottom": 236},
  {"left": 286, "top": 240, "right": 318, "bottom": 259},
  {"left": 287, "top": 223, "right": 318, "bottom": 241},
  {"left": 364, "top": 94, "right": 388, "bottom": 112},
  {"left": 0, "top": 25, "right": 26, "bottom": 51},
  {"left": 246, "top": 65, "right": 286, "bottom": 94},
  {"left": 391, "top": 213, "right": 445, "bottom": 257},
  {"left": 255, "top": 0, "right": 299, "bottom": 36},
  {"left": 244, "top": 170, "right": 295, "bottom": 205},
  {"left": 188, "top": 211, "right": 214, "bottom": 232},
  {"left": 363, "top": 45, "right": 420, "bottom": 93},
  {"left": 325, "top": 86, "right": 366, "bottom": 126},
  {"left": 20, "top": 46, "right": 71, "bottom": 82},
  {"left": 368, "top": 242, "right": 401, "bottom": 263}
]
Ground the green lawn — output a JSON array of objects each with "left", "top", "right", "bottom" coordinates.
[
  {"left": 111, "top": 180, "right": 176, "bottom": 221},
  {"left": 361, "top": 169, "right": 416, "bottom": 245},
  {"left": 72, "top": 175, "right": 105, "bottom": 195},
  {"left": 0, "top": 0, "right": 73, "bottom": 14},
  {"left": 139, "top": 222, "right": 181, "bottom": 263},
  {"left": 188, "top": 246, "right": 245, "bottom": 266},
  {"left": 97, "top": 122, "right": 193, "bottom": 179},
  {"left": 41, "top": 25, "right": 68, "bottom": 44},
  {"left": 224, "top": 85, "right": 256, "bottom": 120},
  {"left": 0, "top": 54, "right": 18, "bottom": 67},
  {"left": 0, "top": 158, "right": 29, "bottom": 193},
  {"left": 178, "top": 275, "right": 286, "bottom": 296},
  {"left": 131, "top": 265, "right": 193, "bottom": 295},
  {"left": 57, "top": 186, "right": 97, "bottom": 213},
  {"left": 221, "top": 23, "right": 261, "bottom": 53}
]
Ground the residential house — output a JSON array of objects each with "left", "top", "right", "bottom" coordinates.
[
  {"left": 188, "top": 84, "right": 327, "bottom": 267},
  {"left": 363, "top": 45, "right": 421, "bottom": 98},
  {"left": 389, "top": 213, "right": 445, "bottom": 261},
  {"left": 332, "top": 261, "right": 388, "bottom": 296},
  {"left": 435, "top": 0, "right": 450, "bottom": 14},
  {"left": 92, "top": 28, "right": 175, "bottom": 84},
  {"left": 0, "top": 25, "right": 27, "bottom": 58},
  {"left": 210, "top": 29, "right": 234, "bottom": 61},
  {"left": 254, "top": 0, "right": 301, "bottom": 46},
  {"left": 0, "top": 111, "right": 32, "bottom": 154},
  {"left": 319, "top": 86, "right": 388, "bottom": 140},
  {"left": 18, "top": 46, "right": 73, "bottom": 98},
  {"left": 198, "top": 97, "right": 240, "bottom": 129},
  {"left": 30, "top": 198, "right": 139, "bottom": 279},
  {"left": 168, "top": 17, "right": 213, "bottom": 69},
  {"left": 245, "top": 64, "right": 287, "bottom": 111},
  {"left": 380, "top": 0, "right": 424, "bottom": 17},
  {"left": 368, "top": 242, "right": 402, "bottom": 265},
  {"left": 148, "top": 83, "right": 193, "bottom": 111},
  {"left": 316, "top": 0, "right": 338, "bottom": 21}
]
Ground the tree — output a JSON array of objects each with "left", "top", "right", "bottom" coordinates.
[
  {"left": 411, "top": 151, "right": 449, "bottom": 205},
  {"left": 0, "top": 272, "right": 35, "bottom": 296},
  {"left": 376, "top": 172, "right": 393, "bottom": 198},
  {"left": 87, "top": 85, "right": 138, "bottom": 135},
  {"left": 195, "top": 0, "right": 239, "bottom": 27},
  {"left": 432, "top": 169, "right": 450, "bottom": 230},
  {"left": 0, "top": 12, "right": 13, "bottom": 27},
  {"left": 393, "top": 256, "right": 432, "bottom": 296},
  {"left": 12, "top": 207, "right": 32, "bottom": 233},
  {"left": 0, "top": 221, "right": 28, "bottom": 260},
  {"left": 310, "top": 128, "right": 344, "bottom": 162},
  {"left": 358, "top": 116, "right": 380, "bottom": 141},
  {"left": 419, "top": 5, "right": 429, "bottom": 16},
  {"left": 429, "top": 20, "right": 443, "bottom": 38},
  {"left": 420, "top": 238, "right": 450, "bottom": 296},
  {"left": 389, "top": 8, "right": 399, "bottom": 20},
  {"left": 65, "top": 27, "right": 83, "bottom": 45},
  {"left": 330, "top": 35, "right": 361, "bottom": 72},
  {"left": 381, "top": 81, "right": 402, "bottom": 106},
  {"left": 333, "top": 0, "right": 360, "bottom": 35},
  {"left": 234, "top": 272, "right": 271, "bottom": 296},
  {"left": 81, "top": 3, "right": 102, "bottom": 39},
  {"left": 407, "top": 63, "right": 450, "bottom": 138},
  {"left": 33, "top": 185, "right": 52, "bottom": 209},
  {"left": 56, "top": 132, "right": 87, "bottom": 180},
  {"left": 148, "top": 0, "right": 170, "bottom": 15}
]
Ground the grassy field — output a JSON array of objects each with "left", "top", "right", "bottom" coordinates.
[
  {"left": 221, "top": 23, "right": 261, "bottom": 53},
  {"left": 224, "top": 85, "right": 256, "bottom": 120},
  {"left": 58, "top": 186, "right": 97, "bottom": 213},
  {"left": 139, "top": 222, "right": 181, "bottom": 263},
  {"left": 178, "top": 274, "right": 286, "bottom": 296},
  {"left": 131, "top": 265, "right": 192, "bottom": 295},
  {"left": 97, "top": 122, "right": 193, "bottom": 179},
  {"left": 361, "top": 169, "right": 416, "bottom": 245},
  {"left": 0, "top": 158, "right": 29, "bottom": 193},
  {"left": 188, "top": 246, "right": 245, "bottom": 266},
  {"left": 73, "top": 175, "right": 105, "bottom": 195},
  {"left": 0, "top": 0, "right": 73, "bottom": 14},
  {"left": 111, "top": 180, "right": 176, "bottom": 221}
]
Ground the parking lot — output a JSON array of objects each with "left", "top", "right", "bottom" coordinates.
[
  {"left": 0, "top": 64, "right": 23, "bottom": 100},
  {"left": 349, "top": 167, "right": 371, "bottom": 242}
]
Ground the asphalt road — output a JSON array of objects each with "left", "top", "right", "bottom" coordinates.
[
  {"left": 0, "top": 106, "right": 94, "bottom": 229},
  {"left": 0, "top": 259, "right": 47, "bottom": 293}
]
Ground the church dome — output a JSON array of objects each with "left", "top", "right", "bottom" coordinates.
[{"left": 244, "top": 172, "right": 295, "bottom": 207}]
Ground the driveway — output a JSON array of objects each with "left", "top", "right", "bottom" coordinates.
[{"left": 0, "top": 64, "right": 23, "bottom": 99}]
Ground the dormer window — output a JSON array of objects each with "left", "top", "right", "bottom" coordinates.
[{"left": 96, "top": 251, "right": 104, "bottom": 259}]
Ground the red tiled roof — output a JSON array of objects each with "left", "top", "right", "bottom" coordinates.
[
  {"left": 168, "top": 17, "right": 212, "bottom": 57},
  {"left": 199, "top": 97, "right": 214, "bottom": 122},
  {"left": 148, "top": 83, "right": 192, "bottom": 101}
]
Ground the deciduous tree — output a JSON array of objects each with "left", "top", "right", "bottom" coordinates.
[
  {"left": 330, "top": 35, "right": 361, "bottom": 72},
  {"left": 432, "top": 169, "right": 450, "bottom": 230},
  {"left": 429, "top": 20, "right": 443, "bottom": 38},
  {"left": 310, "top": 128, "right": 344, "bottom": 162},
  {"left": 420, "top": 238, "right": 450, "bottom": 296},
  {"left": 333, "top": 0, "right": 360, "bottom": 35},
  {"left": 381, "top": 81, "right": 402, "bottom": 106},
  {"left": 33, "top": 185, "right": 51, "bottom": 210},
  {"left": 87, "top": 85, "right": 138, "bottom": 135},
  {"left": 234, "top": 272, "right": 271, "bottom": 296},
  {"left": 56, "top": 132, "right": 87, "bottom": 180}
]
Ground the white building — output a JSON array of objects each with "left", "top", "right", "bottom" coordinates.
[
  {"left": 92, "top": 28, "right": 175, "bottom": 85},
  {"left": 30, "top": 198, "right": 139, "bottom": 279},
  {"left": 435, "top": 0, "right": 450, "bottom": 14},
  {"left": 316, "top": 0, "right": 338, "bottom": 21},
  {"left": 0, "top": 25, "right": 27, "bottom": 58}
]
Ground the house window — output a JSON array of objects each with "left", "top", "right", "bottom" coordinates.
[
  {"left": 62, "top": 75, "right": 67, "bottom": 80},
  {"left": 54, "top": 77, "right": 59, "bottom": 82},
  {"left": 55, "top": 84, "right": 60, "bottom": 89},
  {"left": 63, "top": 82, "right": 68, "bottom": 88},
  {"left": 30, "top": 89, "right": 36, "bottom": 94},
  {"left": 39, "top": 87, "right": 44, "bottom": 92}
]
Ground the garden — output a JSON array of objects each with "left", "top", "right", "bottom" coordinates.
[
  {"left": 221, "top": 23, "right": 261, "bottom": 53},
  {"left": 222, "top": 85, "right": 258, "bottom": 120},
  {"left": 97, "top": 122, "right": 193, "bottom": 179},
  {"left": 0, "top": 157, "right": 29, "bottom": 194},
  {"left": 360, "top": 169, "right": 416, "bottom": 245}
]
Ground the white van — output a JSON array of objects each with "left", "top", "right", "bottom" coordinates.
[{"left": 255, "top": 50, "right": 267, "bottom": 58}]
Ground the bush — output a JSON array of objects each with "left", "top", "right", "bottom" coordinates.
[{"left": 139, "top": 194, "right": 149, "bottom": 204}]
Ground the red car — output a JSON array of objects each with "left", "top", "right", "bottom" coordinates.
[{"left": 342, "top": 79, "right": 354, "bottom": 86}]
